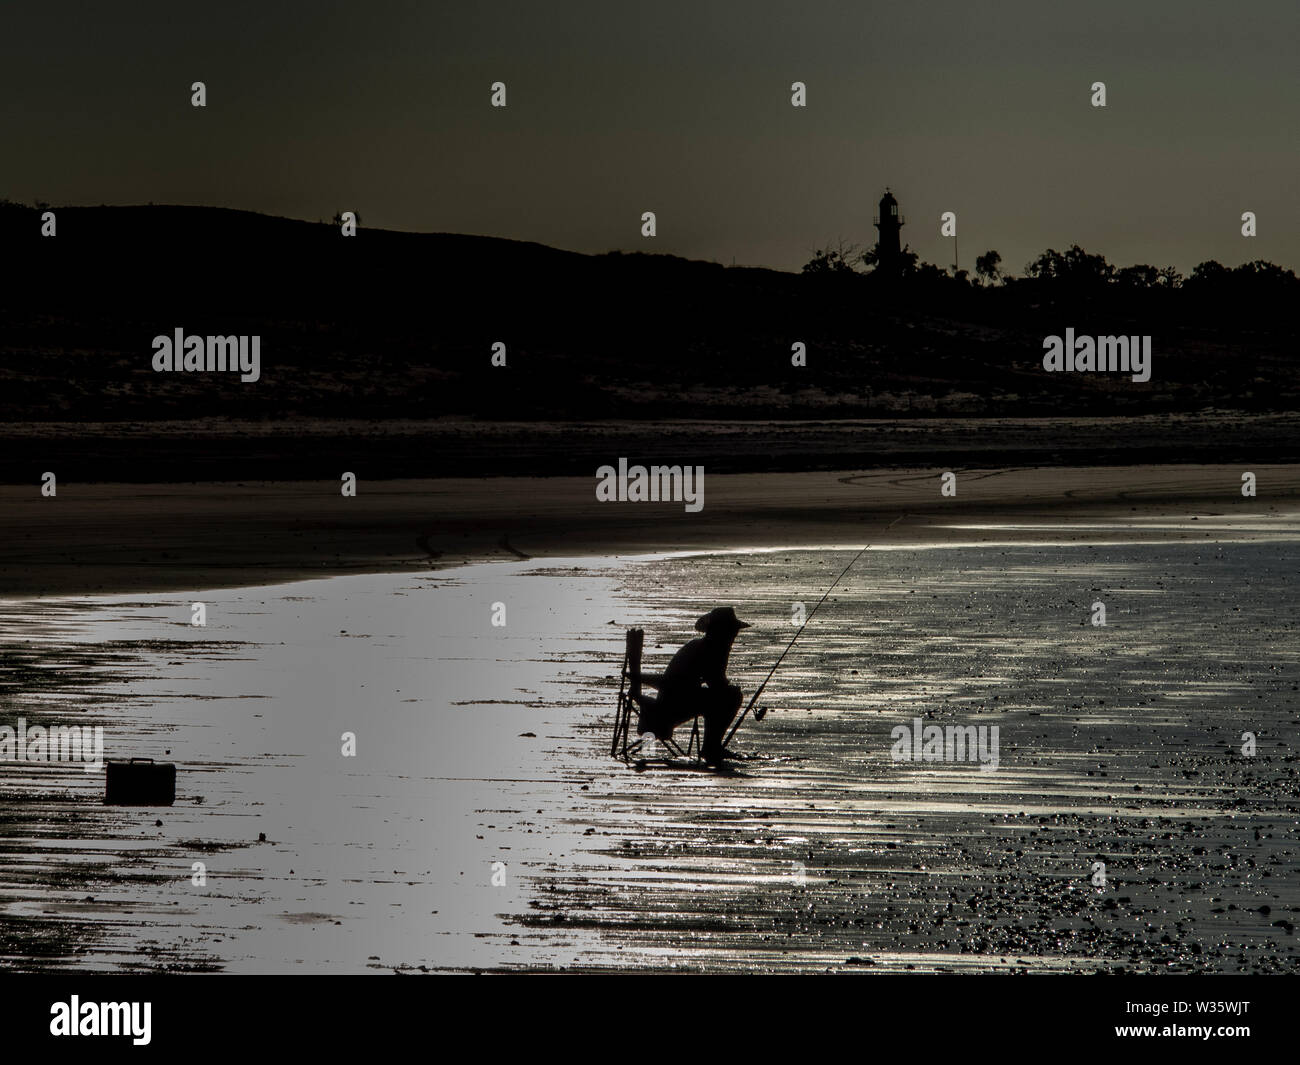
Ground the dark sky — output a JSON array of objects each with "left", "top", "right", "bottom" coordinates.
[{"left": 5, "top": 0, "right": 1296, "bottom": 274}]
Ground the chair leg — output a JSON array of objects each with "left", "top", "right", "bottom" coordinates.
[
  {"left": 615, "top": 695, "right": 631, "bottom": 759},
  {"left": 662, "top": 736, "right": 686, "bottom": 759},
  {"left": 687, "top": 716, "right": 702, "bottom": 760},
  {"left": 612, "top": 694, "right": 624, "bottom": 758},
  {"left": 613, "top": 629, "right": 645, "bottom": 762}
]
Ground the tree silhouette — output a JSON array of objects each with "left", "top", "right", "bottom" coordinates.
[
  {"left": 1024, "top": 245, "right": 1113, "bottom": 286},
  {"left": 1157, "top": 265, "right": 1183, "bottom": 288},
  {"left": 974, "top": 250, "right": 1002, "bottom": 285},
  {"left": 1116, "top": 264, "right": 1158, "bottom": 288},
  {"left": 802, "top": 239, "right": 863, "bottom": 275},
  {"left": 1187, "top": 260, "right": 1228, "bottom": 286}
]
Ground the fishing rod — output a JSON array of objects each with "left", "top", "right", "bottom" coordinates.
[{"left": 723, "top": 514, "right": 906, "bottom": 749}]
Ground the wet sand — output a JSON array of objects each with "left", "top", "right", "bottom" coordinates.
[
  {"left": 1, "top": 507, "right": 1297, "bottom": 973},
  {"left": 3, "top": 464, "right": 1299, "bottom": 597}
]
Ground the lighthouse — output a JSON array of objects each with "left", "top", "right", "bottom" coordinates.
[{"left": 873, "top": 188, "right": 905, "bottom": 272}]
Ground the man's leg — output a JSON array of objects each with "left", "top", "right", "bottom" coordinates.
[
  {"left": 634, "top": 695, "right": 661, "bottom": 737},
  {"left": 701, "top": 685, "right": 743, "bottom": 766},
  {"left": 636, "top": 694, "right": 682, "bottom": 744}
]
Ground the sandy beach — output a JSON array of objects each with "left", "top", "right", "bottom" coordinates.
[
  {"left": 1, "top": 468, "right": 1297, "bottom": 973},
  {"left": 3, "top": 464, "right": 1298, "bottom": 598}
]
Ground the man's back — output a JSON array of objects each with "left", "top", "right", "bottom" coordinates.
[{"left": 662, "top": 636, "right": 729, "bottom": 695}]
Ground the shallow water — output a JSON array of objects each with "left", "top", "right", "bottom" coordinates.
[{"left": 2, "top": 524, "right": 1298, "bottom": 972}]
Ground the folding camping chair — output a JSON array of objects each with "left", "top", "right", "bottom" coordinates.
[{"left": 610, "top": 627, "right": 703, "bottom": 762}]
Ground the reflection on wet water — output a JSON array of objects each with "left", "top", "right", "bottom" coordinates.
[{"left": 1, "top": 525, "right": 1298, "bottom": 972}]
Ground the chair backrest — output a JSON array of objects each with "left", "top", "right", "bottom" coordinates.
[{"left": 625, "top": 628, "right": 644, "bottom": 697}]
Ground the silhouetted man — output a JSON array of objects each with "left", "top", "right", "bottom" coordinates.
[{"left": 635, "top": 606, "right": 750, "bottom": 766}]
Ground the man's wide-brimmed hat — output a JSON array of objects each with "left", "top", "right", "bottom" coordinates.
[{"left": 695, "top": 606, "right": 752, "bottom": 634}]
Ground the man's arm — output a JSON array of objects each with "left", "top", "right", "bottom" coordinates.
[{"left": 701, "top": 647, "right": 728, "bottom": 690}]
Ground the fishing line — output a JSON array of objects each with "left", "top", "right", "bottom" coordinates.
[{"left": 723, "top": 513, "right": 906, "bottom": 749}]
